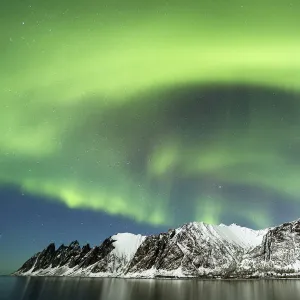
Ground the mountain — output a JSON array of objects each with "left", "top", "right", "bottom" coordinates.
[
  {"left": 15, "top": 233, "right": 145, "bottom": 277},
  {"left": 13, "top": 219, "right": 300, "bottom": 278}
]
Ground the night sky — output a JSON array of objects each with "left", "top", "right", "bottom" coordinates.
[{"left": 1, "top": 0, "right": 300, "bottom": 274}]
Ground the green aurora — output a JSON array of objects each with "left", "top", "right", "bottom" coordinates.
[{"left": 1, "top": 0, "right": 300, "bottom": 228}]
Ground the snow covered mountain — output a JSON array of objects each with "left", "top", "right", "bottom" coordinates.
[
  {"left": 15, "top": 233, "right": 145, "bottom": 277},
  {"left": 125, "top": 222, "right": 267, "bottom": 278},
  {"left": 14, "top": 220, "right": 300, "bottom": 278}
]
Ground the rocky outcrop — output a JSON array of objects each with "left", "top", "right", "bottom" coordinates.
[
  {"left": 14, "top": 233, "right": 145, "bottom": 277},
  {"left": 13, "top": 219, "right": 300, "bottom": 278},
  {"left": 238, "top": 220, "right": 300, "bottom": 277},
  {"left": 126, "top": 224, "right": 244, "bottom": 277}
]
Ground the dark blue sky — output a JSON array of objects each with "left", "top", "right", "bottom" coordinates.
[{"left": 0, "top": 187, "right": 167, "bottom": 275}]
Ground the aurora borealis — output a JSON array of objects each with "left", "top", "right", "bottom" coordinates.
[{"left": 1, "top": 0, "right": 300, "bottom": 274}]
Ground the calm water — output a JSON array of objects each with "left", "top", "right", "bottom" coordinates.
[{"left": 1, "top": 276, "right": 300, "bottom": 300}]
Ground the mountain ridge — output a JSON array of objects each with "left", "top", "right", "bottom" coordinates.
[{"left": 13, "top": 219, "right": 300, "bottom": 278}]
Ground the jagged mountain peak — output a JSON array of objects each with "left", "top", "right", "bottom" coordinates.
[
  {"left": 57, "top": 244, "right": 65, "bottom": 249},
  {"left": 69, "top": 240, "right": 80, "bottom": 247},
  {"left": 82, "top": 243, "right": 91, "bottom": 252},
  {"left": 45, "top": 243, "right": 56, "bottom": 252},
  {"left": 13, "top": 219, "right": 300, "bottom": 279}
]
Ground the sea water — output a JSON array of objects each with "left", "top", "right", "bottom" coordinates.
[{"left": 1, "top": 276, "right": 300, "bottom": 300}]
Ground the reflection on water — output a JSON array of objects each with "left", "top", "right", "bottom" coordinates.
[{"left": 3, "top": 276, "right": 300, "bottom": 300}]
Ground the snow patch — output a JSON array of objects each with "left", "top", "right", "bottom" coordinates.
[
  {"left": 111, "top": 233, "right": 145, "bottom": 259},
  {"left": 191, "top": 222, "right": 267, "bottom": 249}
]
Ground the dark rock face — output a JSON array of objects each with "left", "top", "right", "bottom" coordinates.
[
  {"left": 127, "top": 230, "right": 183, "bottom": 273},
  {"left": 13, "top": 219, "right": 300, "bottom": 278},
  {"left": 69, "top": 244, "right": 91, "bottom": 268},
  {"left": 17, "top": 253, "right": 40, "bottom": 274},
  {"left": 13, "top": 237, "right": 123, "bottom": 276},
  {"left": 76, "top": 237, "right": 116, "bottom": 271},
  {"left": 88, "top": 237, "right": 135, "bottom": 274},
  {"left": 14, "top": 241, "right": 91, "bottom": 275},
  {"left": 33, "top": 243, "right": 56, "bottom": 272},
  {"left": 238, "top": 220, "right": 300, "bottom": 277},
  {"left": 127, "top": 224, "right": 242, "bottom": 277},
  {"left": 51, "top": 241, "right": 81, "bottom": 268}
]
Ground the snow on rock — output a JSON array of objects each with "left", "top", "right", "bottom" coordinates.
[
  {"left": 14, "top": 219, "right": 300, "bottom": 279},
  {"left": 216, "top": 223, "right": 268, "bottom": 248},
  {"left": 111, "top": 233, "right": 145, "bottom": 260}
]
